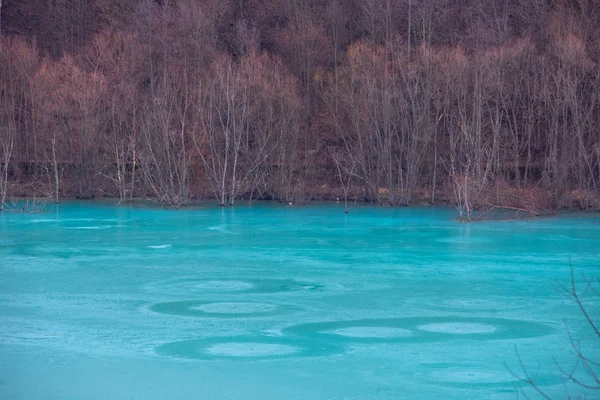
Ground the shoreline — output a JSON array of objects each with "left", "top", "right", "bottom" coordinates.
[{"left": 2, "top": 195, "right": 598, "bottom": 221}]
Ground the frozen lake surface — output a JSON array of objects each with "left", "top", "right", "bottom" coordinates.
[{"left": 0, "top": 202, "right": 599, "bottom": 399}]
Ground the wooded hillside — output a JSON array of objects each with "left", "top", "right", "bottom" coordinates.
[{"left": 1, "top": 0, "right": 599, "bottom": 217}]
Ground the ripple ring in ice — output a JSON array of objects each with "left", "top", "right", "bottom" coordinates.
[
  {"left": 417, "top": 322, "right": 497, "bottom": 334},
  {"left": 404, "top": 297, "right": 528, "bottom": 311},
  {"left": 422, "top": 364, "right": 562, "bottom": 389},
  {"left": 155, "top": 336, "right": 342, "bottom": 360},
  {"left": 283, "top": 317, "right": 553, "bottom": 342},
  {"left": 142, "top": 277, "right": 325, "bottom": 295},
  {"left": 149, "top": 300, "right": 289, "bottom": 317}
]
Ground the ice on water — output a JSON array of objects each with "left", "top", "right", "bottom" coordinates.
[{"left": 0, "top": 201, "right": 599, "bottom": 399}]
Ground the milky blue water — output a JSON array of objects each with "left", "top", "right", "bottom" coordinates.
[{"left": 0, "top": 202, "right": 599, "bottom": 399}]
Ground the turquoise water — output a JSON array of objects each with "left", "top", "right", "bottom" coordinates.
[{"left": 0, "top": 202, "right": 599, "bottom": 399}]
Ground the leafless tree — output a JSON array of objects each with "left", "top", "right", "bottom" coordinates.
[
  {"left": 193, "top": 55, "right": 248, "bottom": 206},
  {"left": 0, "top": 38, "right": 38, "bottom": 210},
  {"left": 32, "top": 58, "right": 67, "bottom": 203},
  {"left": 0, "top": 0, "right": 598, "bottom": 211},
  {"left": 0, "top": 39, "right": 16, "bottom": 210},
  {"left": 240, "top": 51, "right": 301, "bottom": 204},
  {"left": 507, "top": 266, "right": 599, "bottom": 398}
]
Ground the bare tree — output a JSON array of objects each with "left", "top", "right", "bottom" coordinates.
[
  {"left": 239, "top": 51, "right": 301, "bottom": 204},
  {"left": 193, "top": 55, "right": 248, "bottom": 206},
  {"left": 0, "top": 41, "right": 16, "bottom": 210},
  {"left": 65, "top": 58, "right": 106, "bottom": 199},
  {"left": 0, "top": 38, "right": 38, "bottom": 210},
  {"left": 88, "top": 31, "right": 141, "bottom": 203},
  {"left": 507, "top": 266, "right": 599, "bottom": 398},
  {"left": 32, "top": 58, "right": 67, "bottom": 203},
  {"left": 133, "top": 0, "right": 209, "bottom": 207},
  {"left": 0, "top": 0, "right": 598, "bottom": 210},
  {"left": 138, "top": 70, "right": 192, "bottom": 207}
]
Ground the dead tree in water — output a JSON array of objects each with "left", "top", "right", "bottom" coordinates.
[
  {"left": 195, "top": 55, "right": 248, "bottom": 207},
  {"left": 0, "top": 38, "right": 30, "bottom": 210}
]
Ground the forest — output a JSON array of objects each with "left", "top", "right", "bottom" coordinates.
[{"left": 1, "top": 0, "right": 599, "bottom": 218}]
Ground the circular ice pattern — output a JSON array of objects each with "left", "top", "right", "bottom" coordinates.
[
  {"left": 326, "top": 327, "right": 413, "bottom": 338},
  {"left": 205, "top": 343, "right": 298, "bottom": 357},
  {"left": 149, "top": 300, "right": 287, "bottom": 318},
  {"left": 284, "top": 317, "right": 552, "bottom": 343},
  {"left": 191, "top": 302, "right": 278, "bottom": 314},
  {"left": 194, "top": 280, "right": 255, "bottom": 291},
  {"left": 422, "top": 364, "right": 563, "bottom": 389},
  {"left": 417, "top": 322, "right": 497, "bottom": 334},
  {"left": 403, "top": 296, "right": 529, "bottom": 313},
  {"left": 143, "top": 277, "right": 326, "bottom": 296},
  {"left": 440, "top": 298, "right": 526, "bottom": 310},
  {"left": 156, "top": 336, "right": 342, "bottom": 360}
]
